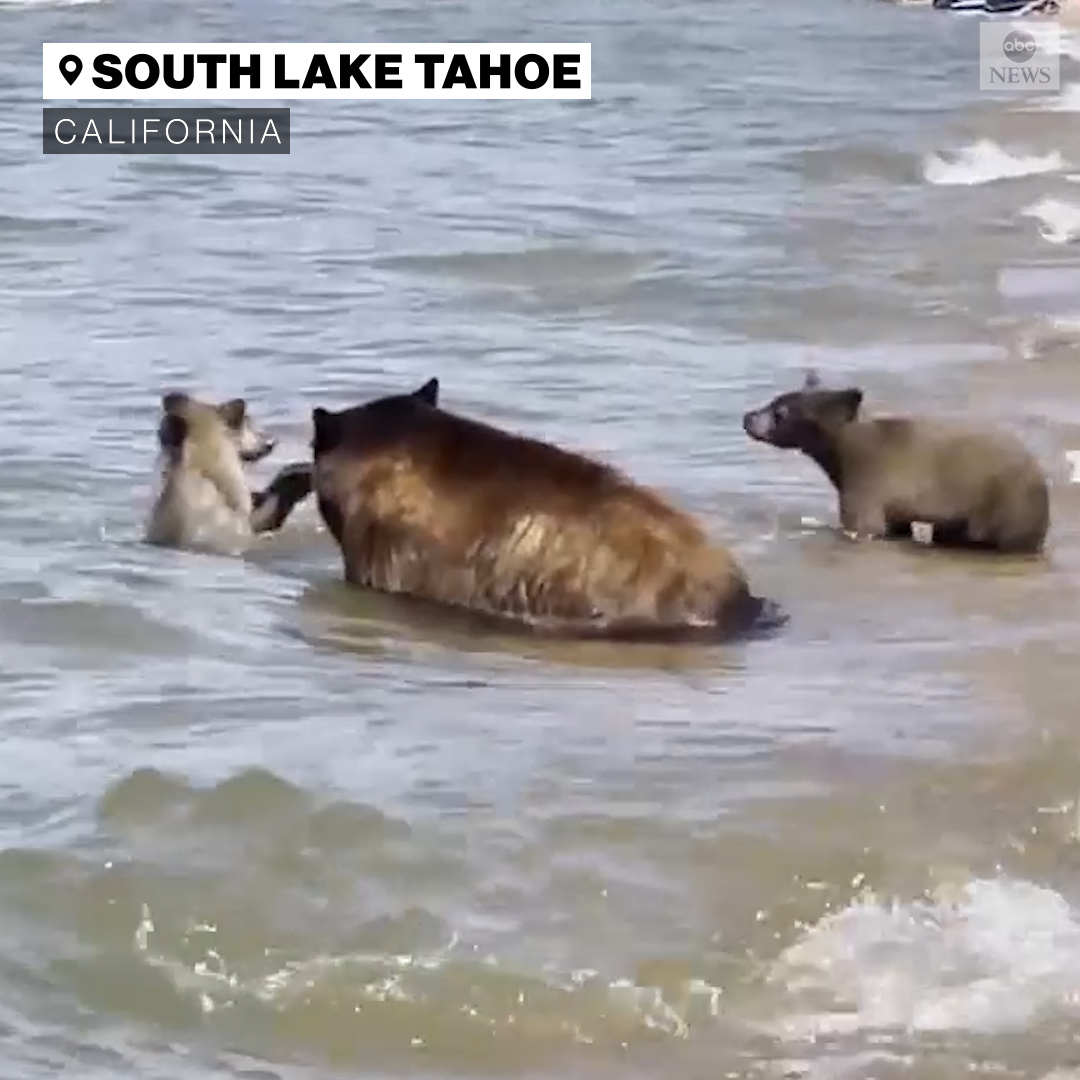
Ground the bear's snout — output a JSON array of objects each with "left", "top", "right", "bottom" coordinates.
[{"left": 743, "top": 409, "right": 773, "bottom": 443}]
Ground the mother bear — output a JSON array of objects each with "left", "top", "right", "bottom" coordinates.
[{"left": 308, "top": 377, "right": 785, "bottom": 641}]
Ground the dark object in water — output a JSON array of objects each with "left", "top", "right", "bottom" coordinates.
[{"left": 932, "top": 0, "right": 1058, "bottom": 14}]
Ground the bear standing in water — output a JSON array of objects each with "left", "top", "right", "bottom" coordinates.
[
  {"left": 742, "top": 371, "right": 1050, "bottom": 554},
  {"left": 145, "top": 391, "right": 313, "bottom": 554},
  {"left": 309, "top": 377, "right": 786, "bottom": 641}
]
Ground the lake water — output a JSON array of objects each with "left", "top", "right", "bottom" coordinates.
[{"left": 3, "top": 1, "right": 1080, "bottom": 1078}]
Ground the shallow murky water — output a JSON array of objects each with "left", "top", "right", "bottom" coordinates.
[{"left": 1, "top": 1, "right": 1080, "bottom": 1078}]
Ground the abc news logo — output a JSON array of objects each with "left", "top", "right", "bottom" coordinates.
[
  {"left": 981, "top": 24, "right": 1059, "bottom": 91},
  {"left": 1002, "top": 29, "right": 1038, "bottom": 63}
]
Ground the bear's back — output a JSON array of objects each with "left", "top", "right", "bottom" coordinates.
[{"left": 323, "top": 402, "right": 752, "bottom": 633}]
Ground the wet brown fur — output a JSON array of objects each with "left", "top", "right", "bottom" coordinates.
[
  {"left": 742, "top": 371, "right": 1050, "bottom": 554},
  {"left": 311, "top": 378, "right": 784, "bottom": 640}
]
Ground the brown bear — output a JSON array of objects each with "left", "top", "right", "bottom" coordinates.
[
  {"left": 742, "top": 371, "right": 1050, "bottom": 554},
  {"left": 309, "top": 377, "right": 785, "bottom": 641},
  {"left": 145, "top": 391, "right": 313, "bottom": 554}
]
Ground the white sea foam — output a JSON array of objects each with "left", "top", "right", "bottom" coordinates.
[
  {"left": 1020, "top": 196, "right": 1080, "bottom": 243},
  {"left": 1028, "top": 24, "right": 1080, "bottom": 114},
  {"left": 1032, "top": 83, "right": 1080, "bottom": 112},
  {"left": 763, "top": 877, "right": 1080, "bottom": 1045},
  {"left": 1059, "top": 85, "right": 1080, "bottom": 111},
  {"left": 1020, "top": 21, "right": 1080, "bottom": 60},
  {"left": 1047, "top": 313, "right": 1080, "bottom": 335},
  {"left": 1066, "top": 451, "right": 1080, "bottom": 483},
  {"left": 923, "top": 140, "right": 1065, "bottom": 186}
]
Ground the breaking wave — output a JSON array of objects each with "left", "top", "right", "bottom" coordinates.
[
  {"left": 764, "top": 876, "right": 1080, "bottom": 1045},
  {"left": 923, "top": 140, "right": 1065, "bottom": 186},
  {"left": 1020, "top": 196, "right": 1080, "bottom": 244}
]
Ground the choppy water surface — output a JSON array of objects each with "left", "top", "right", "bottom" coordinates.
[{"left": 2, "top": 1, "right": 1080, "bottom": 1077}]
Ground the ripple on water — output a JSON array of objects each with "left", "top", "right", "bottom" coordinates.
[
  {"left": 6, "top": 756, "right": 1080, "bottom": 1077},
  {"left": 0, "top": 767, "right": 737, "bottom": 1073},
  {"left": 0, "top": 597, "right": 205, "bottom": 658},
  {"left": 121, "top": 160, "right": 230, "bottom": 183},
  {"left": 373, "top": 244, "right": 664, "bottom": 291},
  {"left": 0, "top": 213, "right": 115, "bottom": 244}
]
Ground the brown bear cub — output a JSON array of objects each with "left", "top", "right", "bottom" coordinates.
[
  {"left": 145, "top": 391, "right": 313, "bottom": 554},
  {"left": 742, "top": 371, "right": 1050, "bottom": 554},
  {"left": 310, "top": 377, "right": 785, "bottom": 641}
]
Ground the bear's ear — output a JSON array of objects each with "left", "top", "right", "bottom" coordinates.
[
  {"left": 832, "top": 388, "right": 863, "bottom": 423},
  {"left": 217, "top": 398, "right": 247, "bottom": 429},
  {"left": 161, "top": 391, "right": 189, "bottom": 414},
  {"left": 411, "top": 378, "right": 439, "bottom": 407},
  {"left": 158, "top": 411, "right": 188, "bottom": 452},
  {"left": 803, "top": 368, "right": 821, "bottom": 390},
  {"left": 311, "top": 406, "right": 340, "bottom": 454}
]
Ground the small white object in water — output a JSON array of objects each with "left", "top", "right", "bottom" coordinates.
[
  {"left": 911, "top": 521, "right": 935, "bottom": 545},
  {"left": 1020, "top": 196, "right": 1080, "bottom": 245},
  {"left": 922, "top": 140, "right": 1064, "bottom": 187},
  {"left": 1066, "top": 450, "right": 1080, "bottom": 483},
  {"left": 134, "top": 903, "right": 154, "bottom": 951}
]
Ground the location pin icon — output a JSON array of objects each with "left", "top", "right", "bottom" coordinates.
[{"left": 59, "top": 54, "right": 83, "bottom": 86}]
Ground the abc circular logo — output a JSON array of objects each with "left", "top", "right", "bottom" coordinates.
[{"left": 1002, "top": 29, "right": 1037, "bottom": 64}]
